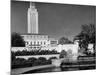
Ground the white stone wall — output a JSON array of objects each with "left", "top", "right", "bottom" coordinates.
[
  {"left": 88, "top": 44, "right": 94, "bottom": 53},
  {"left": 11, "top": 43, "right": 79, "bottom": 54},
  {"left": 20, "top": 34, "right": 58, "bottom": 50},
  {"left": 56, "top": 43, "right": 79, "bottom": 61},
  {"left": 11, "top": 43, "right": 79, "bottom": 61},
  {"left": 57, "top": 44, "right": 79, "bottom": 53},
  {"left": 41, "top": 45, "right": 58, "bottom": 50},
  {"left": 16, "top": 54, "right": 60, "bottom": 60},
  {"left": 52, "top": 59, "right": 61, "bottom": 67},
  {"left": 28, "top": 2, "right": 38, "bottom": 34},
  {"left": 11, "top": 47, "right": 28, "bottom": 52},
  {"left": 21, "top": 35, "right": 50, "bottom": 50}
]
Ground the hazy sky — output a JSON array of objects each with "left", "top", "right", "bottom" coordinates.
[{"left": 11, "top": 1, "right": 96, "bottom": 41}]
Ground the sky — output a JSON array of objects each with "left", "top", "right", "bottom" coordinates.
[{"left": 11, "top": 1, "right": 96, "bottom": 41}]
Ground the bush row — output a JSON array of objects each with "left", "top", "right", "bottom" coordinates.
[
  {"left": 11, "top": 57, "right": 58, "bottom": 69},
  {"left": 12, "top": 50, "right": 59, "bottom": 56}
]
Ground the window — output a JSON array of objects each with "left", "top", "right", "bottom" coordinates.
[
  {"left": 44, "top": 42, "right": 46, "bottom": 45},
  {"left": 51, "top": 41, "right": 57, "bottom": 44},
  {"left": 37, "top": 41, "right": 39, "bottom": 45},
  {"left": 30, "top": 42, "right": 33, "bottom": 47},
  {"left": 34, "top": 41, "right": 36, "bottom": 45},
  {"left": 41, "top": 41, "right": 42, "bottom": 45},
  {"left": 34, "top": 47, "right": 36, "bottom": 48},
  {"left": 31, "top": 41, "right": 32, "bottom": 44},
  {"left": 25, "top": 41, "right": 28, "bottom": 45}
]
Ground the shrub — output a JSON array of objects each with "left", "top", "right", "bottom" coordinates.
[
  {"left": 59, "top": 50, "right": 67, "bottom": 58},
  {"left": 13, "top": 58, "right": 26, "bottom": 65},
  {"left": 11, "top": 58, "right": 30, "bottom": 69},
  {"left": 11, "top": 57, "right": 51, "bottom": 69},
  {"left": 11, "top": 49, "right": 59, "bottom": 56},
  {"left": 11, "top": 52, "right": 16, "bottom": 62},
  {"left": 31, "top": 57, "right": 47, "bottom": 66},
  {"left": 28, "top": 57, "right": 37, "bottom": 63},
  {"left": 48, "top": 57, "right": 58, "bottom": 64},
  {"left": 38, "top": 57, "right": 47, "bottom": 61},
  {"left": 49, "top": 57, "right": 57, "bottom": 60}
]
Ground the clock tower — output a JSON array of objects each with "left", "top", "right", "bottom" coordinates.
[{"left": 27, "top": 2, "right": 38, "bottom": 34}]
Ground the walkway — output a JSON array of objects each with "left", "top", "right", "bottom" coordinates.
[
  {"left": 11, "top": 64, "right": 55, "bottom": 75},
  {"left": 11, "top": 58, "right": 65, "bottom": 75}
]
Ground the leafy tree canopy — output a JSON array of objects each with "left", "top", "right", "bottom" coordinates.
[
  {"left": 11, "top": 32, "right": 25, "bottom": 47},
  {"left": 59, "top": 37, "right": 73, "bottom": 45},
  {"left": 74, "top": 24, "right": 96, "bottom": 54},
  {"left": 74, "top": 24, "right": 95, "bottom": 44}
]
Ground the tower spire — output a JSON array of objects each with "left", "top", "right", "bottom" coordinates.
[
  {"left": 30, "top": 2, "right": 35, "bottom": 8},
  {"left": 28, "top": 2, "right": 38, "bottom": 34}
]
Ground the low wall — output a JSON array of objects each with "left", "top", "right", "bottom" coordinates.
[
  {"left": 52, "top": 59, "right": 61, "bottom": 67},
  {"left": 57, "top": 44, "right": 79, "bottom": 61},
  {"left": 11, "top": 44, "right": 79, "bottom": 54},
  {"left": 16, "top": 54, "right": 60, "bottom": 60},
  {"left": 88, "top": 44, "right": 94, "bottom": 53},
  {"left": 11, "top": 47, "right": 27, "bottom": 52},
  {"left": 57, "top": 44, "right": 79, "bottom": 53}
]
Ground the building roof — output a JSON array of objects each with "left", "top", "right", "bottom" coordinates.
[{"left": 20, "top": 33, "right": 49, "bottom": 36}]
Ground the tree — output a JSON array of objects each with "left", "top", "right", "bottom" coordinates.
[
  {"left": 59, "top": 50, "right": 67, "bottom": 58},
  {"left": 36, "top": 57, "right": 47, "bottom": 65},
  {"left": 48, "top": 57, "right": 58, "bottom": 64},
  {"left": 67, "top": 49, "right": 73, "bottom": 61},
  {"left": 74, "top": 24, "right": 96, "bottom": 54},
  {"left": 48, "top": 57, "right": 57, "bottom": 61},
  {"left": 28, "top": 57, "right": 37, "bottom": 63},
  {"left": 11, "top": 51, "right": 16, "bottom": 63},
  {"left": 11, "top": 32, "right": 25, "bottom": 47},
  {"left": 81, "top": 24, "right": 95, "bottom": 44},
  {"left": 59, "top": 37, "right": 72, "bottom": 45},
  {"left": 38, "top": 57, "right": 47, "bottom": 61}
]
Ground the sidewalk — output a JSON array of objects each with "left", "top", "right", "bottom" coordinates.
[{"left": 11, "top": 64, "right": 54, "bottom": 75}]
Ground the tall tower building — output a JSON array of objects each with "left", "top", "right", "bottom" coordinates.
[{"left": 28, "top": 2, "right": 38, "bottom": 34}]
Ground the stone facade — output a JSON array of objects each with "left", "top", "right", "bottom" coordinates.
[
  {"left": 16, "top": 54, "right": 60, "bottom": 60},
  {"left": 20, "top": 34, "right": 58, "bottom": 50},
  {"left": 28, "top": 2, "right": 38, "bottom": 34},
  {"left": 88, "top": 44, "right": 94, "bottom": 53}
]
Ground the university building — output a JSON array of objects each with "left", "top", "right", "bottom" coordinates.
[
  {"left": 11, "top": 2, "right": 95, "bottom": 61},
  {"left": 11, "top": 2, "right": 79, "bottom": 53},
  {"left": 20, "top": 2, "right": 58, "bottom": 50}
]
